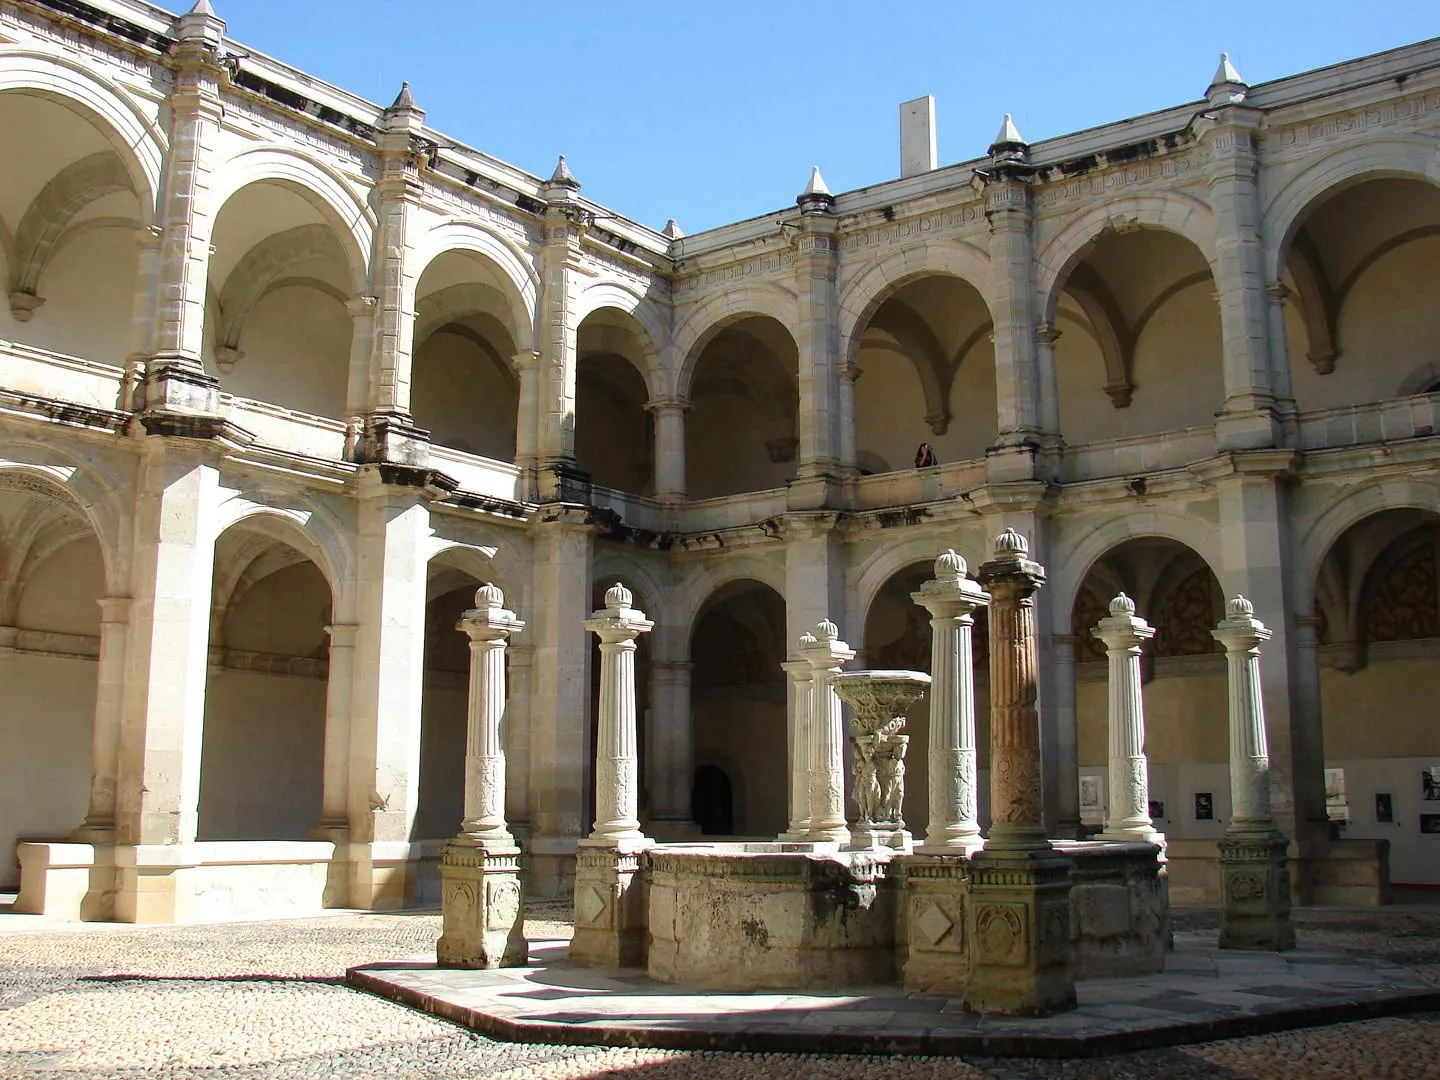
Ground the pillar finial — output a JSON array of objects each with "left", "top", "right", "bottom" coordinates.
[
  {"left": 1109, "top": 592, "right": 1136, "bottom": 617},
  {"left": 605, "top": 581, "right": 633, "bottom": 609},
  {"left": 475, "top": 582, "right": 504, "bottom": 609},
  {"left": 935, "top": 548, "right": 967, "bottom": 579},
  {"left": 814, "top": 618, "right": 839, "bottom": 642},
  {"left": 1227, "top": 594, "right": 1255, "bottom": 619},
  {"left": 994, "top": 526, "right": 1028, "bottom": 558}
]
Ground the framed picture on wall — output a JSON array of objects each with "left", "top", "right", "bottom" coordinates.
[
  {"left": 1423, "top": 767, "right": 1440, "bottom": 802},
  {"left": 1420, "top": 813, "right": 1440, "bottom": 834},
  {"left": 1149, "top": 799, "right": 1165, "bottom": 821},
  {"left": 1079, "top": 775, "right": 1103, "bottom": 812},
  {"left": 1376, "top": 793, "right": 1395, "bottom": 824},
  {"left": 1194, "top": 792, "right": 1214, "bottom": 821}
]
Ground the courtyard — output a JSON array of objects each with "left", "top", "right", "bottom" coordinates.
[{"left": 2, "top": 901, "right": 1438, "bottom": 1079}]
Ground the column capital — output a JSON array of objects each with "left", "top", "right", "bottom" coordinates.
[
  {"left": 1212, "top": 594, "right": 1271, "bottom": 652},
  {"left": 643, "top": 395, "right": 691, "bottom": 415},
  {"left": 797, "top": 619, "right": 855, "bottom": 669},
  {"left": 912, "top": 548, "right": 990, "bottom": 617},
  {"left": 98, "top": 596, "right": 133, "bottom": 624},
  {"left": 458, "top": 583, "right": 525, "bottom": 642},
  {"left": 976, "top": 527, "right": 1046, "bottom": 594},
  {"left": 324, "top": 622, "right": 359, "bottom": 648},
  {"left": 346, "top": 295, "right": 378, "bottom": 319},
  {"left": 1093, "top": 592, "right": 1156, "bottom": 652},
  {"left": 1035, "top": 323, "right": 1062, "bottom": 346}
]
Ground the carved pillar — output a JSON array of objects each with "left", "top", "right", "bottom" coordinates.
[
  {"left": 1266, "top": 281, "right": 1298, "bottom": 440},
  {"left": 965, "top": 527, "right": 1075, "bottom": 1017},
  {"left": 647, "top": 659, "right": 696, "bottom": 836},
  {"left": 649, "top": 398, "right": 688, "bottom": 501},
  {"left": 1199, "top": 59, "right": 1279, "bottom": 450},
  {"left": 1213, "top": 595, "right": 1295, "bottom": 951},
  {"left": 983, "top": 118, "right": 1041, "bottom": 484},
  {"left": 801, "top": 620, "right": 854, "bottom": 845},
  {"left": 838, "top": 361, "right": 860, "bottom": 479},
  {"left": 312, "top": 623, "right": 356, "bottom": 840},
  {"left": 74, "top": 597, "right": 131, "bottom": 840},
  {"left": 1035, "top": 323, "right": 1063, "bottom": 478},
  {"left": 359, "top": 85, "right": 429, "bottom": 465},
  {"left": 1093, "top": 594, "right": 1163, "bottom": 845},
  {"left": 343, "top": 298, "right": 377, "bottom": 459},
  {"left": 571, "top": 583, "right": 653, "bottom": 968},
  {"left": 791, "top": 170, "right": 841, "bottom": 502},
  {"left": 536, "top": 159, "right": 587, "bottom": 501},
  {"left": 438, "top": 583, "right": 527, "bottom": 969},
  {"left": 779, "top": 650, "right": 814, "bottom": 841},
  {"left": 911, "top": 549, "right": 990, "bottom": 855},
  {"left": 144, "top": 3, "right": 226, "bottom": 418},
  {"left": 513, "top": 350, "right": 541, "bottom": 501}
]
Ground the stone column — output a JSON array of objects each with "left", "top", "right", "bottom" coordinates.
[
  {"left": 513, "top": 350, "right": 541, "bottom": 501},
  {"left": 571, "top": 583, "right": 654, "bottom": 967},
  {"left": 112, "top": 441, "right": 220, "bottom": 923},
  {"left": 344, "top": 468, "right": 433, "bottom": 910},
  {"left": 779, "top": 648, "right": 815, "bottom": 841},
  {"left": 984, "top": 117, "right": 1042, "bottom": 485},
  {"left": 357, "top": 85, "right": 429, "bottom": 466},
  {"left": 911, "top": 549, "right": 990, "bottom": 855},
  {"left": 966, "top": 528, "right": 1075, "bottom": 1016},
  {"left": 313, "top": 623, "right": 356, "bottom": 839},
  {"left": 1035, "top": 323, "right": 1063, "bottom": 478},
  {"left": 648, "top": 659, "right": 696, "bottom": 839},
  {"left": 1051, "top": 634, "right": 1084, "bottom": 839},
  {"left": 801, "top": 620, "right": 854, "bottom": 845},
  {"left": 143, "top": 2, "right": 226, "bottom": 419},
  {"left": 526, "top": 512, "right": 592, "bottom": 897},
  {"left": 536, "top": 159, "right": 587, "bottom": 502},
  {"left": 438, "top": 583, "right": 527, "bottom": 969},
  {"left": 74, "top": 597, "right": 131, "bottom": 840},
  {"left": 1213, "top": 596, "right": 1295, "bottom": 951},
  {"left": 1200, "top": 58, "right": 1279, "bottom": 451},
  {"left": 504, "top": 644, "right": 535, "bottom": 835},
  {"left": 1093, "top": 594, "right": 1163, "bottom": 845},
  {"left": 649, "top": 398, "right": 687, "bottom": 501},
  {"left": 343, "top": 298, "right": 377, "bottom": 459},
  {"left": 791, "top": 170, "right": 842, "bottom": 505}
]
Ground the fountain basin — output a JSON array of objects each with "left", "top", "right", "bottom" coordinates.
[{"left": 647, "top": 843, "right": 898, "bottom": 989}]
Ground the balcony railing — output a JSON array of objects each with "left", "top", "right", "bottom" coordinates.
[
  {"left": 854, "top": 459, "right": 988, "bottom": 507},
  {"left": 1295, "top": 393, "right": 1440, "bottom": 451},
  {"left": 1064, "top": 424, "right": 1217, "bottom": 482}
]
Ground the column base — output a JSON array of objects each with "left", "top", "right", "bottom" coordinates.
[
  {"left": 915, "top": 832, "right": 985, "bottom": 858},
  {"left": 963, "top": 847, "right": 1077, "bottom": 1016},
  {"left": 849, "top": 825, "right": 912, "bottom": 853},
  {"left": 648, "top": 818, "right": 703, "bottom": 842},
  {"left": 436, "top": 841, "right": 527, "bottom": 969},
  {"left": 569, "top": 842, "right": 650, "bottom": 968},
  {"left": 899, "top": 853, "right": 972, "bottom": 994},
  {"left": 1218, "top": 829, "right": 1295, "bottom": 951}
]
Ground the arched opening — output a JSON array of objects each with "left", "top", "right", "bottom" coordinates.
[
  {"left": 688, "top": 579, "right": 787, "bottom": 836},
  {"left": 1052, "top": 228, "right": 1222, "bottom": 447},
  {"left": 0, "top": 89, "right": 146, "bottom": 366},
  {"left": 1070, "top": 537, "right": 1225, "bottom": 837},
  {"left": 576, "top": 308, "right": 653, "bottom": 493},
  {"left": 0, "top": 483, "right": 103, "bottom": 888},
  {"left": 863, "top": 561, "right": 993, "bottom": 831},
  {"left": 206, "top": 181, "right": 356, "bottom": 419},
  {"left": 1279, "top": 177, "right": 1440, "bottom": 411},
  {"left": 1313, "top": 507, "right": 1440, "bottom": 885},
  {"left": 684, "top": 316, "right": 798, "bottom": 498},
  {"left": 197, "top": 523, "right": 330, "bottom": 841},
  {"left": 411, "top": 251, "right": 524, "bottom": 461},
  {"left": 586, "top": 576, "right": 652, "bottom": 832},
  {"left": 853, "top": 274, "right": 997, "bottom": 472}
]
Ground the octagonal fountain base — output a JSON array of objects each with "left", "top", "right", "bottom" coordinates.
[{"left": 647, "top": 843, "right": 900, "bottom": 990}]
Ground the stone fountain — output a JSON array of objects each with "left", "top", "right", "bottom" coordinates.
[{"left": 831, "top": 670, "right": 930, "bottom": 852}]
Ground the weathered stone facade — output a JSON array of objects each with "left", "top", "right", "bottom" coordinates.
[{"left": 2, "top": 1, "right": 1436, "bottom": 920}]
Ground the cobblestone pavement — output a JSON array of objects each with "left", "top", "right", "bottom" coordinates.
[{"left": 1, "top": 903, "right": 1437, "bottom": 1079}]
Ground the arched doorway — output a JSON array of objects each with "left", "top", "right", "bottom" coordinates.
[
  {"left": 684, "top": 316, "right": 799, "bottom": 498},
  {"left": 1313, "top": 507, "right": 1440, "bottom": 885},
  {"left": 197, "top": 523, "right": 331, "bottom": 841},
  {"left": 1070, "top": 537, "right": 1225, "bottom": 838},
  {"left": 0, "top": 483, "right": 104, "bottom": 887},
  {"left": 576, "top": 308, "right": 654, "bottom": 493},
  {"left": 689, "top": 580, "right": 787, "bottom": 836}
]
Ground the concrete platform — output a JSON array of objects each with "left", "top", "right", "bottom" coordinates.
[{"left": 347, "top": 931, "right": 1440, "bottom": 1058}]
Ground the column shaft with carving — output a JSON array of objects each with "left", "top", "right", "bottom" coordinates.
[
  {"left": 1093, "top": 594, "right": 1162, "bottom": 845},
  {"left": 965, "top": 528, "right": 1075, "bottom": 1017},
  {"left": 1213, "top": 596, "right": 1295, "bottom": 951},
  {"left": 779, "top": 652, "right": 814, "bottom": 841},
  {"left": 571, "top": 583, "right": 653, "bottom": 968},
  {"left": 801, "top": 620, "right": 854, "bottom": 844},
  {"left": 438, "top": 584, "right": 527, "bottom": 969},
  {"left": 912, "top": 549, "right": 989, "bottom": 854}
]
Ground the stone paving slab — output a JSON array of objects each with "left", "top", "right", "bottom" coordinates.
[{"left": 348, "top": 930, "right": 1440, "bottom": 1059}]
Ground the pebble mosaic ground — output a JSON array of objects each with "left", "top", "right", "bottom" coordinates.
[{"left": 1, "top": 901, "right": 1438, "bottom": 1079}]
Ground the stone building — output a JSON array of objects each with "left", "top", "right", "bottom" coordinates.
[{"left": 2, "top": 0, "right": 1437, "bottom": 922}]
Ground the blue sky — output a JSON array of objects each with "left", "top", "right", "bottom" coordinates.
[{"left": 211, "top": 1, "right": 1438, "bottom": 235}]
